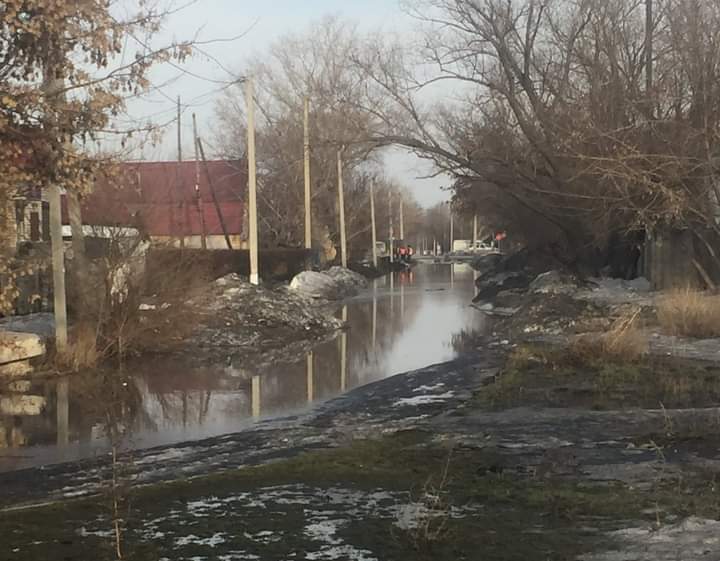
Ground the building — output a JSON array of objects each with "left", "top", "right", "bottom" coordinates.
[{"left": 69, "top": 160, "right": 248, "bottom": 249}]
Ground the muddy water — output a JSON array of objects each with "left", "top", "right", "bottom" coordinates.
[{"left": 0, "top": 263, "right": 486, "bottom": 472}]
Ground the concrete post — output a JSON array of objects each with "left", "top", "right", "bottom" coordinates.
[
  {"left": 48, "top": 184, "right": 68, "bottom": 352},
  {"left": 370, "top": 181, "right": 378, "bottom": 268},
  {"left": 246, "top": 77, "right": 260, "bottom": 285},
  {"left": 337, "top": 150, "right": 347, "bottom": 268}
]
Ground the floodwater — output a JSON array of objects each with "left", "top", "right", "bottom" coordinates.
[{"left": 0, "top": 263, "right": 487, "bottom": 472}]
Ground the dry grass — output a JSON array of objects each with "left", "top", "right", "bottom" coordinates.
[
  {"left": 657, "top": 288, "right": 720, "bottom": 338},
  {"left": 56, "top": 321, "right": 100, "bottom": 370},
  {"left": 568, "top": 308, "right": 648, "bottom": 363},
  {"left": 59, "top": 239, "right": 212, "bottom": 371}
]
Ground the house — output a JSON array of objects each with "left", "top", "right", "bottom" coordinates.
[{"left": 64, "top": 159, "right": 248, "bottom": 250}]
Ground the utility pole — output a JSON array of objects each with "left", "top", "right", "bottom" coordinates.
[
  {"left": 42, "top": 61, "right": 68, "bottom": 353},
  {"left": 177, "top": 96, "right": 182, "bottom": 162},
  {"left": 198, "top": 138, "right": 233, "bottom": 249},
  {"left": 449, "top": 207, "right": 454, "bottom": 255},
  {"left": 192, "top": 114, "right": 207, "bottom": 249},
  {"left": 473, "top": 213, "right": 478, "bottom": 248},
  {"left": 645, "top": 0, "right": 653, "bottom": 97},
  {"left": 246, "top": 77, "right": 260, "bottom": 285},
  {"left": 48, "top": 184, "right": 67, "bottom": 352},
  {"left": 388, "top": 191, "right": 394, "bottom": 263},
  {"left": 303, "top": 97, "right": 312, "bottom": 253},
  {"left": 370, "top": 180, "right": 378, "bottom": 268},
  {"left": 337, "top": 149, "right": 348, "bottom": 268},
  {"left": 399, "top": 197, "right": 404, "bottom": 241},
  {"left": 177, "top": 96, "right": 184, "bottom": 248}
]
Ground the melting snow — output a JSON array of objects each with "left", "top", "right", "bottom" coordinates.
[{"left": 392, "top": 392, "right": 455, "bottom": 407}]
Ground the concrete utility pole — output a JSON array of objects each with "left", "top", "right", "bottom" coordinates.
[
  {"left": 473, "top": 213, "right": 478, "bottom": 248},
  {"left": 42, "top": 64, "right": 68, "bottom": 353},
  {"left": 370, "top": 180, "right": 378, "bottom": 268},
  {"left": 306, "top": 352, "right": 314, "bottom": 402},
  {"left": 251, "top": 375, "right": 261, "bottom": 419},
  {"left": 47, "top": 185, "right": 67, "bottom": 352},
  {"left": 192, "top": 113, "right": 207, "bottom": 249},
  {"left": 449, "top": 208, "right": 454, "bottom": 254},
  {"left": 388, "top": 192, "right": 394, "bottom": 263},
  {"left": 399, "top": 197, "right": 404, "bottom": 241},
  {"left": 337, "top": 149, "right": 348, "bottom": 268},
  {"left": 303, "top": 97, "right": 312, "bottom": 253},
  {"left": 645, "top": 0, "right": 653, "bottom": 97},
  {"left": 339, "top": 305, "right": 347, "bottom": 391},
  {"left": 246, "top": 77, "right": 260, "bottom": 285}
]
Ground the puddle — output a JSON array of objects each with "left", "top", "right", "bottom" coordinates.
[{"left": 0, "top": 264, "right": 487, "bottom": 471}]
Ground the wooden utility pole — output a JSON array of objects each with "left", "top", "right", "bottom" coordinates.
[
  {"left": 177, "top": 96, "right": 182, "bottom": 162},
  {"left": 177, "top": 96, "right": 184, "bottom": 248},
  {"left": 192, "top": 114, "right": 207, "bottom": 249},
  {"left": 337, "top": 149, "right": 348, "bottom": 268},
  {"left": 370, "top": 180, "right": 378, "bottom": 268},
  {"left": 303, "top": 97, "right": 312, "bottom": 252},
  {"left": 246, "top": 77, "right": 260, "bottom": 285},
  {"left": 197, "top": 137, "right": 233, "bottom": 249}
]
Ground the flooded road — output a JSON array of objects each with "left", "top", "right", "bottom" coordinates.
[{"left": 0, "top": 263, "right": 486, "bottom": 472}]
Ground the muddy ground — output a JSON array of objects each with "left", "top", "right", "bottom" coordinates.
[
  {"left": 5, "top": 272, "right": 720, "bottom": 560},
  {"left": 4, "top": 334, "right": 720, "bottom": 560}
]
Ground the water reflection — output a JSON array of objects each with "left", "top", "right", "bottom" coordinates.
[{"left": 0, "top": 264, "right": 488, "bottom": 471}]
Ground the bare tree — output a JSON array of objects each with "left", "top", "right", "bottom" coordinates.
[{"left": 214, "top": 18, "right": 423, "bottom": 260}]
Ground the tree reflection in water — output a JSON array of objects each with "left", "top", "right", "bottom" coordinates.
[{"left": 0, "top": 264, "right": 488, "bottom": 472}]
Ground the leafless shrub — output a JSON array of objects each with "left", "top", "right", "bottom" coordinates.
[
  {"left": 568, "top": 308, "right": 648, "bottom": 363},
  {"left": 395, "top": 452, "right": 453, "bottom": 553},
  {"left": 657, "top": 288, "right": 720, "bottom": 338},
  {"left": 61, "top": 233, "right": 212, "bottom": 370}
]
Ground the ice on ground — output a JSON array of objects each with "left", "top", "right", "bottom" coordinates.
[
  {"left": 413, "top": 383, "right": 446, "bottom": 393},
  {"left": 305, "top": 545, "right": 378, "bottom": 561},
  {"left": 175, "top": 533, "right": 226, "bottom": 547},
  {"left": 305, "top": 520, "right": 343, "bottom": 546},
  {"left": 582, "top": 517, "right": 720, "bottom": 561},
  {"left": 392, "top": 392, "right": 455, "bottom": 407}
]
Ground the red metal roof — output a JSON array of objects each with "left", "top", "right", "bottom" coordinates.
[{"left": 63, "top": 160, "right": 247, "bottom": 237}]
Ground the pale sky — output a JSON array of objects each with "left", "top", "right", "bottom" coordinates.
[{"left": 121, "top": 0, "right": 450, "bottom": 208}]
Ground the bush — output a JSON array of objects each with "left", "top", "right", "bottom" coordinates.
[
  {"left": 657, "top": 288, "right": 720, "bottom": 338},
  {"left": 59, "top": 236, "right": 212, "bottom": 370},
  {"left": 567, "top": 308, "right": 647, "bottom": 364}
]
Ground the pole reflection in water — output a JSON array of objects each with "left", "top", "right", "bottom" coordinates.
[
  {"left": 306, "top": 352, "right": 314, "bottom": 403},
  {"left": 340, "top": 306, "right": 348, "bottom": 392},
  {"left": 251, "top": 375, "right": 261, "bottom": 419},
  {"left": 0, "top": 264, "right": 490, "bottom": 472},
  {"left": 56, "top": 379, "right": 69, "bottom": 447},
  {"left": 372, "top": 280, "right": 378, "bottom": 350},
  {"left": 390, "top": 271, "right": 395, "bottom": 320},
  {"left": 474, "top": 269, "right": 480, "bottom": 298}
]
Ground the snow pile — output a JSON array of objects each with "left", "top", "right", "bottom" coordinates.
[
  {"left": 290, "top": 267, "right": 367, "bottom": 300},
  {"left": 197, "top": 274, "right": 343, "bottom": 350}
]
